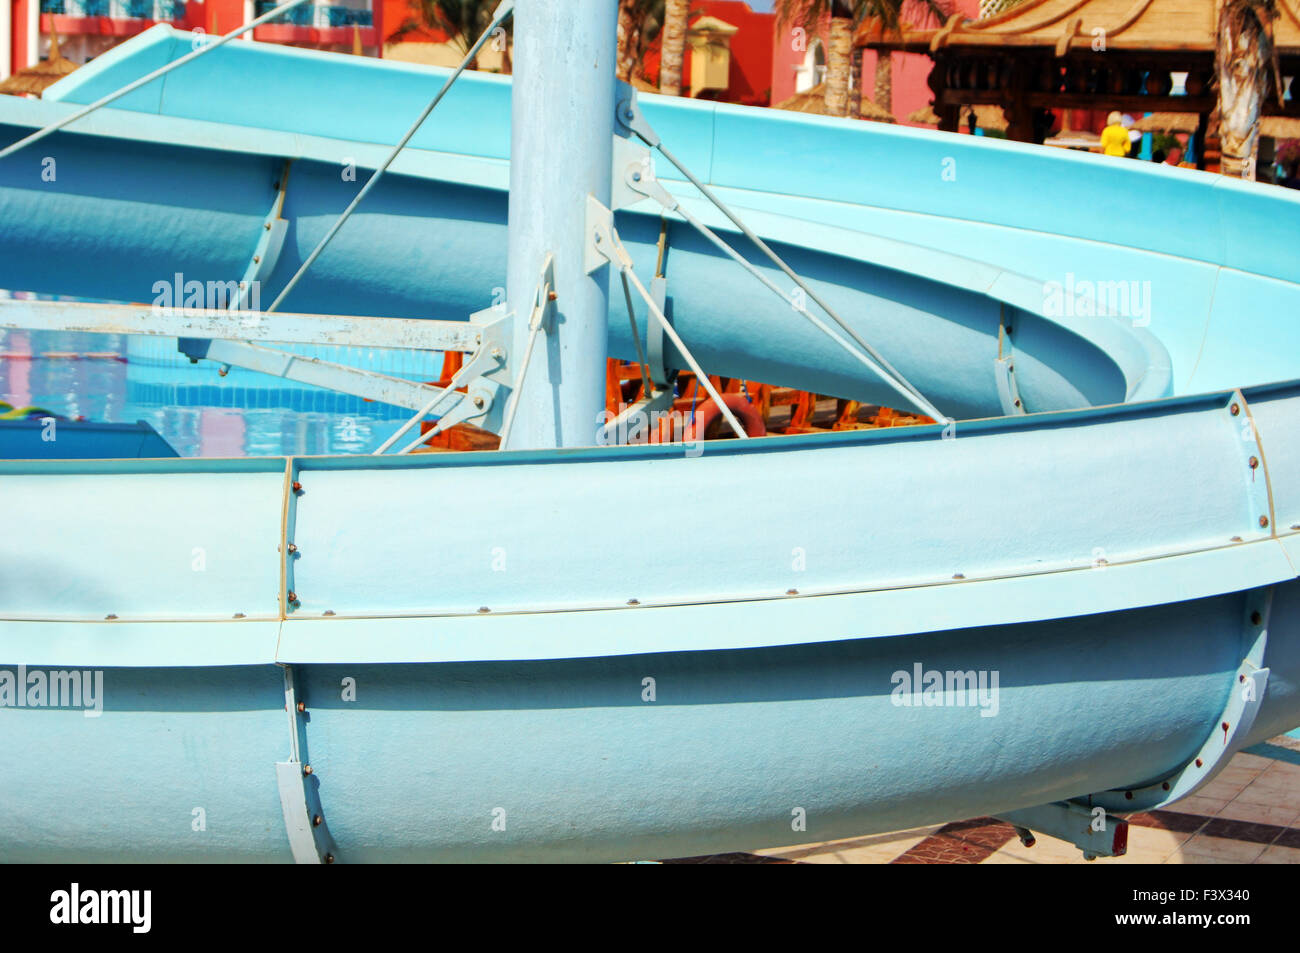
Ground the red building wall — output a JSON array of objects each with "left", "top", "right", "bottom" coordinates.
[
  {"left": 879, "top": 0, "right": 979, "bottom": 127},
  {"left": 204, "top": 0, "right": 242, "bottom": 35},
  {"left": 380, "top": 0, "right": 430, "bottom": 42},
  {"left": 13, "top": 0, "right": 34, "bottom": 68},
  {"left": 641, "top": 1, "right": 775, "bottom": 106},
  {"left": 769, "top": 8, "right": 827, "bottom": 106}
]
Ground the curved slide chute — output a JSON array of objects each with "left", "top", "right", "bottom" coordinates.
[{"left": 0, "top": 27, "right": 1297, "bottom": 862}]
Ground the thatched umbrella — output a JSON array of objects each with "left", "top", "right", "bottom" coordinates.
[
  {"left": 773, "top": 83, "right": 896, "bottom": 122},
  {"left": 1129, "top": 111, "right": 1298, "bottom": 149},
  {"left": 907, "top": 104, "right": 940, "bottom": 125},
  {"left": 856, "top": 96, "right": 898, "bottom": 123},
  {"left": 0, "top": 29, "right": 77, "bottom": 98},
  {"left": 1261, "top": 116, "right": 1300, "bottom": 139},
  {"left": 967, "top": 105, "right": 1008, "bottom": 132},
  {"left": 1132, "top": 112, "right": 1201, "bottom": 134},
  {"left": 904, "top": 102, "right": 1009, "bottom": 132},
  {"left": 1044, "top": 128, "right": 1101, "bottom": 149},
  {"left": 1134, "top": 115, "right": 1300, "bottom": 141}
]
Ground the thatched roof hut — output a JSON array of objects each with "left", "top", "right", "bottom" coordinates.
[
  {"left": 858, "top": 0, "right": 1300, "bottom": 169},
  {"left": 773, "top": 83, "right": 896, "bottom": 122},
  {"left": 0, "top": 30, "right": 77, "bottom": 98}
]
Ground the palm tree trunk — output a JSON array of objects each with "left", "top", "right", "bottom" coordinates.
[
  {"left": 617, "top": 1, "right": 636, "bottom": 82},
  {"left": 873, "top": 51, "right": 893, "bottom": 114},
  {"left": 824, "top": 17, "right": 852, "bottom": 117},
  {"left": 850, "top": 47, "right": 862, "bottom": 118},
  {"left": 1216, "top": 0, "right": 1277, "bottom": 179},
  {"left": 660, "top": 0, "right": 689, "bottom": 96}
]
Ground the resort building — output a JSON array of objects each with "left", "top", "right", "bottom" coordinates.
[
  {"left": 1, "top": 0, "right": 382, "bottom": 77},
  {"left": 636, "top": 0, "right": 980, "bottom": 116}
]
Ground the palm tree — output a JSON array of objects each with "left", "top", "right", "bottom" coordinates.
[
  {"left": 777, "top": 1, "right": 853, "bottom": 117},
  {"left": 659, "top": 0, "right": 690, "bottom": 95},
  {"left": 777, "top": 1, "right": 948, "bottom": 117},
  {"left": 863, "top": 0, "right": 949, "bottom": 114},
  {"left": 1216, "top": 0, "right": 1283, "bottom": 179},
  {"left": 618, "top": 0, "right": 666, "bottom": 83},
  {"left": 389, "top": 0, "right": 509, "bottom": 72}
]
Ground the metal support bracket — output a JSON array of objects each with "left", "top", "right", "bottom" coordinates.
[
  {"left": 619, "top": 143, "right": 679, "bottom": 215},
  {"left": 585, "top": 194, "right": 625, "bottom": 276},
  {"left": 1231, "top": 390, "right": 1275, "bottom": 538},
  {"left": 645, "top": 275, "right": 678, "bottom": 389},
  {"left": 172, "top": 307, "right": 509, "bottom": 430},
  {"left": 236, "top": 159, "right": 293, "bottom": 310},
  {"left": 527, "top": 257, "right": 558, "bottom": 336},
  {"left": 998, "top": 589, "right": 1274, "bottom": 858},
  {"left": 282, "top": 457, "right": 301, "bottom": 616},
  {"left": 373, "top": 305, "right": 511, "bottom": 453},
  {"left": 177, "top": 338, "right": 468, "bottom": 414},
  {"left": 598, "top": 388, "right": 676, "bottom": 445},
  {"left": 607, "top": 157, "right": 681, "bottom": 389},
  {"left": 997, "top": 801, "right": 1129, "bottom": 860},
  {"left": 453, "top": 305, "right": 512, "bottom": 433},
  {"left": 611, "top": 132, "right": 665, "bottom": 213},
  {"left": 994, "top": 304, "right": 1025, "bottom": 416},
  {"left": 0, "top": 298, "right": 487, "bottom": 353},
  {"left": 615, "top": 85, "right": 660, "bottom": 148},
  {"left": 1077, "top": 589, "right": 1273, "bottom": 815},
  {"left": 275, "top": 664, "right": 337, "bottom": 864}
]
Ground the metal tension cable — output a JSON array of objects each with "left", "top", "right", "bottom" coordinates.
[
  {"left": 373, "top": 342, "right": 499, "bottom": 455},
  {"left": 497, "top": 254, "right": 556, "bottom": 448},
  {"left": 589, "top": 199, "right": 749, "bottom": 440},
  {"left": 618, "top": 270, "right": 655, "bottom": 401},
  {"left": 269, "top": 0, "right": 516, "bottom": 312},
  {"left": 623, "top": 161, "right": 936, "bottom": 419},
  {"left": 615, "top": 95, "right": 944, "bottom": 422}
]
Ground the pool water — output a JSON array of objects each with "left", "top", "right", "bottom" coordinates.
[{"left": 0, "top": 329, "right": 432, "bottom": 457}]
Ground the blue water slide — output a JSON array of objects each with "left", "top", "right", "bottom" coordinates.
[{"left": 0, "top": 27, "right": 1297, "bottom": 861}]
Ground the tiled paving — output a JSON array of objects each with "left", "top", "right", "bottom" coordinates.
[{"left": 680, "top": 733, "right": 1300, "bottom": 865}]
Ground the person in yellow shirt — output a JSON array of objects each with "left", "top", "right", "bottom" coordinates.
[{"left": 1100, "top": 111, "right": 1131, "bottom": 157}]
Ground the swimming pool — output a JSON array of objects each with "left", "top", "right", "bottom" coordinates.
[{"left": 0, "top": 328, "right": 433, "bottom": 457}]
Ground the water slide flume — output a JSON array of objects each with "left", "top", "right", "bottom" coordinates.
[{"left": 0, "top": 3, "right": 1298, "bottom": 862}]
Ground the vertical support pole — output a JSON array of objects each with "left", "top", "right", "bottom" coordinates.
[
  {"left": 26, "top": 0, "right": 39, "bottom": 69},
  {"left": 503, "top": 0, "right": 616, "bottom": 449},
  {"left": 0, "top": 0, "right": 11, "bottom": 82},
  {"left": 243, "top": 0, "right": 259, "bottom": 42}
]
